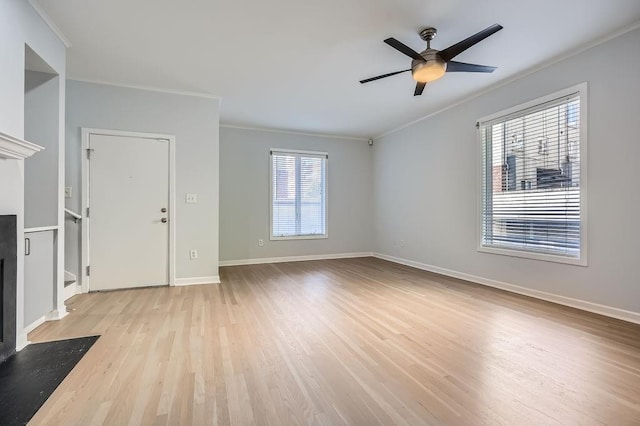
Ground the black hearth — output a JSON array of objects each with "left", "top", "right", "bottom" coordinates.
[{"left": 0, "top": 215, "right": 17, "bottom": 364}]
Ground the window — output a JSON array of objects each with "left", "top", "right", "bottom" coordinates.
[
  {"left": 478, "top": 83, "right": 587, "bottom": 265},
  {"left": 270, "top": 149, "right": 327, "bottom": 239}
]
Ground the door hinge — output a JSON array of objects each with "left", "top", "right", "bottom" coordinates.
[
  {"left": 86, "top": 265, "right": 90, "bottom": 276},
  {"left": 87, "top": 148, "right": 94, "bottom": 159},
  {"left": 475, "top": 122, "right": 480, "bottom": 129}
]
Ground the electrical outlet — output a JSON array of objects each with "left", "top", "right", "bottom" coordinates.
[
  {"left": 258, "top": 239, "right": 264, "bottom": 246},
  {"left": 65, "top": 187, "right": 72, "bottom": 198},
  {"left": 190, "top": 249, "right": 198, "bottom": 260},
  {"left": 186, "top": 193, "right": 198, "bottom": 204}
]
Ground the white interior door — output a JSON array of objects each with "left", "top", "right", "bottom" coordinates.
[{"left": 89, "top": 133, "right": 169, "bottom": 291}]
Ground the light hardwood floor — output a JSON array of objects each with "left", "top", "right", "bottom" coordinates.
[{"left": 29, "top": 257, "right": 640, "bottom": 425}]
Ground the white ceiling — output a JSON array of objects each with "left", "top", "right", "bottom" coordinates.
[{"left": 36, "top": 0, "right": 640, "bottom": 138}]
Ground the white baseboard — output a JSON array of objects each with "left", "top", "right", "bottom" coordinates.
[
  {"left": 174, "top": 276, "right": 221, "bottom": 286},
  {"left": 24, "top": 315, "right": 47, "bottom": 335},
  {"left": 16, "top": 334, "right": 29, "bottom": 351},
  {"left": 219, "top": 252, "right": 374, "bottom": 267},
  {"left": 18, "top": 308, "right": 70, "bottom": 352},
  {"left": 373, "top": 253, "right": 640, "bottom": 325},
  {"left": 62, "top": 282, "right": 79, "bottom": 301},
  {"left": 46, "top": 309, "right": 69, "bottom": 321},
  {"left": 23, "top": 308, "right": 69, "bottom": 337}
]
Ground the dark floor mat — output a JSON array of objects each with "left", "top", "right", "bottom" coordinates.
[{"left": 0, "top": 336, "right": 99, "bottom": 425}]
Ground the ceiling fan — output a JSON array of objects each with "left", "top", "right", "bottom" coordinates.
[{"left": 360, "top": 24, "right": 503, "bottom": 96}]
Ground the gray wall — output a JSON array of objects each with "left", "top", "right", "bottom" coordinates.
[
  {"left": 373, "top": 27, "right": 640, "bottom": 314},
  {"left": 220, "top": 127, "right": 373, "bottom": 262},
  {"left": 65, "top": 81, "right": 220, "bottom": 281},
  {"left": 24, "top": 71, "right": 59, "bottom": 228}
]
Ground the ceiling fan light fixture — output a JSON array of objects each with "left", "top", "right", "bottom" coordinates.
[
  {"left": 412, "top": 56, "right": 446, "bottom": 83},
  {"left": 361, "top": 24, "right": 502, "bottom": 95}
]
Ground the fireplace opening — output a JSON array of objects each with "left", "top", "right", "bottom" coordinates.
[
  {"left": 0, "top": 258, "right": 4, "bottom": 343},
  {"left": 0, "top": 215, "right": 17, "bottom": 364}
]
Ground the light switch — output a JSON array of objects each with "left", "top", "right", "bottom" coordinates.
[{"left": 186, "top": 193, "right": 198, "bottom": 203}]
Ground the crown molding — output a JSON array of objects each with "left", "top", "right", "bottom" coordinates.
[
  {"left": 28, "top": 0, "right": 72, "bottom": 48},
  {"left": 220, "top": 124, "right": 369, "bottom": 142},
  {"left": 0, "top": 131, "right": 44, "bottom": 160},
  {"left": 67, "top": 77, "right": 223, "bottom": 101}
]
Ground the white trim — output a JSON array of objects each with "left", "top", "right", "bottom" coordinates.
[
  {"left": 579, "top": 83, "right": 589, "bottom": 267},
  {"left": 476, "top": 82, "right": 588, "bottom": 266},
  {"left": 270, "top": 235, "right": 329, "bottom": 241},
  {"left": 62, "top": 282, "right": 79, "bottom": 301},
  {"left": 16, "top": 335, "right": 29, "bottom": 352},
  {"left": 45, "top": 309, "right": 68, "bottom": 321},
  {"left": 373, "top": 253, "right": 640, "bottom": 325},
  {"left": 0, "top": 131, "right": 44, "bottom": 160},
  {"left": 55, "top": 75, "right": 67, "bottom": 334},
  {"left": 168, "top": 136, "right": 176, "bottom": 287},
  {"left": 174, "top": 276, "right": 221, "bottom": 286},
  {"left": 68, "top": 77, "right": 222, "bottom": 101},
  {"left": 27, "top": 0, "right": 72, "bottom": 48},
  {"left": 374, "top": 20, "right": 640, "bottom": 140},
  {"left": 81, "top": 128, "right": 177, "bottom": 292},
  {"left": 219, "top": 252, "right": 373, "bottom": 267},
  {"left": 81, "top": 130, "right": 89, "bottom": 293},
  {"left": 221, "top": 124, "right": 368, "bottom": 142},
  {"left": 270, "top": 148, "right": 329, "bottom": 157},
  {"left": 24, "top": 225, "right": 58, "bottom": 233},
  {"left": 23, "top": 315, "right": 46, "bottom": 335},
  {"left": 22, "top": 308, "right": 69, "bottom": 342},
  {"left": 477, "top": 246, "right": 585, "bottom": 266}
]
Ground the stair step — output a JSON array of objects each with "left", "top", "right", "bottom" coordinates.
[{"left": 64, "top": 270, "right": 77, "bottom": 287}]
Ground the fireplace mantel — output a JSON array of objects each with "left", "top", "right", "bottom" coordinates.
[{"left": 0, "top": 131, "right": 44, "bottom": 160}]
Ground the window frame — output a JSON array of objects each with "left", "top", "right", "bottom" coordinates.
[
  {"left": 269, "top": 148, "right": 329, "bottom": 241},
  {"left": 476, "top": 83, "right": 588, "bottom": 266}
]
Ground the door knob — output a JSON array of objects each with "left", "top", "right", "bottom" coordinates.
[
  {"left": 161, "top": 208, "right": 167, "bottom": 213},
  {"left": 161, "top": 218, "right": 168, "bottom": 223}
]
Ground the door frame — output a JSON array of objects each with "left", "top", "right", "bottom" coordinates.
[{"left": 80, "top": 128, "right": 176, "bottom": 292}]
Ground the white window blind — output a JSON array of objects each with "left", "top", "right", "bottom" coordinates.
[
  {"left": 480, "top": 89, "right": 584, "bottom": 261},
  {"left": 270, "top": 149, "right": 327, "bottom": 239}
]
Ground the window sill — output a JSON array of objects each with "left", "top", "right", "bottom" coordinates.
[
  {"left": 478, "top": 245, "right": 587, "bottom": 266},
  {"left": 270, "top": 234, "right": 328, "bottom": 241}
]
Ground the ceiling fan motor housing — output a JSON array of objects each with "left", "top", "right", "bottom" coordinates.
[{"left": 411, "top": 49, "right": 447, "bottom": 83}]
